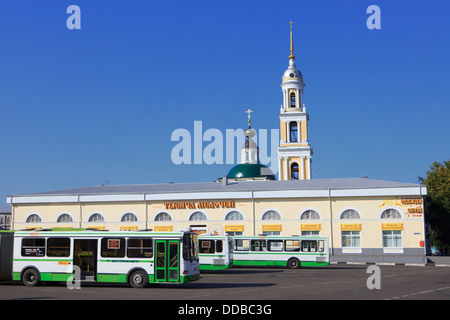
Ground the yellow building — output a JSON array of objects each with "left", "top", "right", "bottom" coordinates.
[{"left": 7, "top": 178, "right": 427, "bottom": 264}]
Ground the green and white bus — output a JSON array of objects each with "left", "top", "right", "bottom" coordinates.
[
  {"left": 198, "top": 234, "right": 233, "bottom": 270},
  {"left": 232, "top": 235, "right": 329, "bottom": 269},
  {"left": 1, "top": 228, "right": 200, "bottom": 288}
]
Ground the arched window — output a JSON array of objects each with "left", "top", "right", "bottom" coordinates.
[
  {"left": 290, "top": 162, "right": 299, "bottom": 179},
  {"left": 301, "top": 210, "right": 320, "bottom": 220},
  {"left": 225, "top": 211, "right": 243, "bottom": 220},
  {"left": 26, "top": 214, "right": 42, "bottom": 223},
  {"left": 155, "top": 212, "right": 172, "bottom": 221},
  {"left": 289, "top": 122, "right": 298, "bottom": 142},
  {"left": 381, "top": 209, "right": 401, "bottom": 219},
  {"left": 341, "top": 209, "right": 361, "bottom": 219},
  {"left": 262, "top": 210, "right": 281, "bottom": 220},
  {"left": 88, "top": 213, "right": 105, "bottom": 223},
  {"left": 290, "top": 92, "right": 296, "bottom": 108},
  {"left": 340, "top": 209, "right": 361, "bottom": 249},
  {"left": 121, "top": 212, "right": 138, "bottom": 222},
  {"left": 300, "top": 209, "right": 320, "bottom": 236},
  {"left": 190, "top": 211, "right": 207, "bottom": 221},
  {"left": 57, "top": 213, "right": 73, "bottom": 223}
]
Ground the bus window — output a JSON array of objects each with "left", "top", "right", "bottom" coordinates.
[
  {"left": 301, "top": 240, "right": 317, "bottom": 252},
  {"left": 285, "top": 240, "right": 301, "bottom": 252},
  {"left": 318, "top": 240, "right": 324, "bottom": 252},
  {"left": 101, "top": 238, "right": 125, "bottom": 257},
  {"left": 234, "top": 239, "right": 250, "bottom": 251},
  {"left": 216, "top": 240, "right": 223, "bottom": 253},
  {"left": 183, "top": 233, "right": 199, "bottom": 262},
  {"left": 200, "top": 240, "right": 215, "bottom": 254},
  {"left": 251, "top": 240, "right": 266, "bottom": 251},
  {"left": 127, "top": 238, "right": 153, "bottom": 258},
  {"left": 268, "top": 240, "right": 283, "bottom": 251},
  {"left": 47, "top": 238, "right": 70, "bottom": 257},
  {"left": 22, "top": 238, "right": 45, "bottom": 257}
]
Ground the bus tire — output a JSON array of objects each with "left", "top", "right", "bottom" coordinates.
[
  {"left": 287, "top": 258, "right": 300, "bottom": 269},
  {"left": 22, "top": 268, "right": 40, "bottom": 287},
  {"left": 129, "top": 270, "right": 148, "bottom": 288}
]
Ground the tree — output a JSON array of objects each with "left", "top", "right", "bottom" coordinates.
[{"left": 419, "top": 161, "right": 450, "bottom": 251}]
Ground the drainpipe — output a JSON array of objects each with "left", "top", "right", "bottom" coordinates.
[
  {"left": 10, "top": 197, "right": 15, "bottom": 231},
  {"left": 252, "top": 190, "right": 255, "bottom": 236},
  {"left": 78, "top": 195, "right": 82, "bottom": 229},
  {"left": 328, "top": 189, "right": 334, "bottom": 256},
  {"left": 145, "top": 194, "right": 148, "bottom": 230}
]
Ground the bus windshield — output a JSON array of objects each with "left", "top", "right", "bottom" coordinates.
[{"left": 183, "top": 233, "right": 199, "bottom": 262}]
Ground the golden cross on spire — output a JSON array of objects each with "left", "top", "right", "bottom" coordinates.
[
  {"left": 245, "top": 108, "right": 253, "bottom": 128},
  {"left": 289, "top": 21, "right": 295, "bottom": 60}
]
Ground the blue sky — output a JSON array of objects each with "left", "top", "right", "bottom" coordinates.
[{"left": 1, "top": 0, "right": 449, "bottom": 205}]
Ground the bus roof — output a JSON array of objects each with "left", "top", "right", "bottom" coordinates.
[{"left": 11, "top": 228, "right": 196, "bottom": 237}]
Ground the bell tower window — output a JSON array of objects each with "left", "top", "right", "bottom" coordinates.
[
  {"left": 290, "top": 163, "right": 299, "bottom": 179},
  {"left": 289, "top": 122, "right": 298, "bottom": 142},
  {"left": 290, "top": 92, "right": 296, "bottom": 108}
]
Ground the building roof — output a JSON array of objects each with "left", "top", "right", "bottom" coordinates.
[
  {"left": 0, "top": 205, "right": 11, "bottom": 214},
  {"left": 7, "top": 178, "right": 426, "bottom": 201}
]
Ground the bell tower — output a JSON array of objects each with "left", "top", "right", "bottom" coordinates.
[{"left": 277, "top": 22, "right": 313, "bottom": 180}]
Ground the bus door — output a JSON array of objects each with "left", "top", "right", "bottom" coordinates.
[
  {"left": 155, "top": 240, "right": 180, "bottom": 283},
  {"left": 73, "top": 239, "right": 98, "bottom": 281}
]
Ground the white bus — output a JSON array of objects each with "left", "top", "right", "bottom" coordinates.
[
  {"left": 2, "top": 228, "right": 200, "bottom": 288},
  {"left": 232, "top": 236, "right": 329, "bottom": 269},
  {"left": 198, "top": 234, "right": 233, "bottom": 270}
]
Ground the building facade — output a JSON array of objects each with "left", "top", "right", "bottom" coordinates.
[{"left": 7, "top": 178, "right": 428, "bottom": 264}]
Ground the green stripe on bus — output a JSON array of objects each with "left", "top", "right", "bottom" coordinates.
[
  {"left": 232, "top": 260, "right": 330, "bottom": 267},
  {"left": 14, "top": 259, "right": 72, "bottom": 262},
  {"left": 233, "top": 260, "right": 286, "bottom": 267},
  {"left": 97, "top": 273, "right": 128, "bottom": 283},
  {"left": 199, "top": 264, "right": 231, "bottom": 271}
]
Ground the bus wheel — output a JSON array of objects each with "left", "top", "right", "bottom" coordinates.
[
  {"left": 22, "top": 269, "right": 40, "bottom": 287},
  {"left": 287, "top": 258, "right": 300, "bottom": 269},
  {"left": 129, "top": 270, "right": 148, "bottom": 288}
]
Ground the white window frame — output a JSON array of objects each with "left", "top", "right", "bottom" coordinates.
[
  {"left": 87, "top": 212, "right": 106, "bottom": 223},
  {"left": 56, "top": 212, "right": 75, "bottom": 223},
  {"left": 120, "top": 212, "right": 139, "bottom": 222}
]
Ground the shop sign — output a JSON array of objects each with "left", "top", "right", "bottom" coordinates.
[
  {"left": 341, "top": 224, "right": 362, "bottom": 231},
  {"left": 262, "top": 224, "right": 282, "bottom": 232},
  {"left": 120, "top": 226, "right": 138, "bottom": 231},
  {"left": 225, "top": 225, "right": 244, "bottom": 232},
  {"left": 378, "top": 198, "right": 423, "bottom": 218},
  {"left": 154, "top": 225, "right": 173, "bottom": 232},
  {"left": 301, "top": 224, "right": 321, "bottom": 231},
  {"left": 163, "top": 201, "right": 235, "bottom": 210},
  {"left": 382, "top": 223, "right": 403, "bottom": 231},
  {"left": 209, "top": 224, "right": 225, "bottom": 235}
]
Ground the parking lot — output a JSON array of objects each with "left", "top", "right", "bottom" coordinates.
[{"left": 1, "top": 264, "right": 450, "bottom": 301}]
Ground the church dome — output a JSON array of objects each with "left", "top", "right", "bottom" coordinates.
[
  {"left": 282, "top": 59, "right": 303, "bottom": 80},
  {"left": 227, "top": 163, "right": 276, "bottom": 181}
]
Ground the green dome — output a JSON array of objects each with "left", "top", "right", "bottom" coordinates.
[{"left": 227, "top": 163, "right": 276, "bottom": 180}]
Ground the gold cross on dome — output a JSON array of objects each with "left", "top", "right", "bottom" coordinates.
[{"left": 245, "top": 108, "right": 253, "bottom": 127}]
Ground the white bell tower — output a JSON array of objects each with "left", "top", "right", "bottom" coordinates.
[{"left": 277, "top": 22, "right": 313, "bottom": 180}]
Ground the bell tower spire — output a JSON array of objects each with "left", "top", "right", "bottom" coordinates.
[
  {"left": 289, "top": 21, "right": 295, "bottom": 60},
  {"left": 277, "top": 22, "right": 313, "bottom": 180}
]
